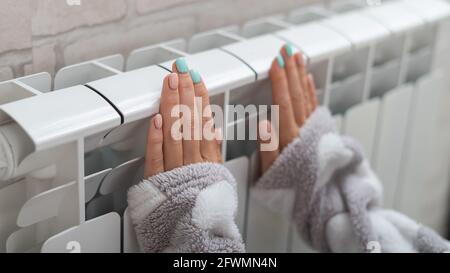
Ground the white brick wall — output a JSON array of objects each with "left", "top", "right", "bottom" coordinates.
[
  {"left": 0, "top": 0, "right": 32, "bottom": 53},
  {"left": 0, "top": 0, "right": 325, "bottom": 80},
  {"left": 32, "top": 0, "right": 127, "bottom": 35},
  {"left": 135, "top": 0, "right": 199, "bottom": 15},
  {"left": 0, "top": 67, "right": 13, "bottom": 81}
]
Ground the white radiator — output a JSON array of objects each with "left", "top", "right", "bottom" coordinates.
[{"left": 0, "top": 0, "right": 449, "bottom": 253}]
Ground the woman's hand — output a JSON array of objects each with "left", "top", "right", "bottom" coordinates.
[
  {"left": 143, "top": 58, "right": 222, "bottom": 178},
  {"left": 143, "top": 44, "right": 317, "bottom": 178},
  {"left": 259, "top": 44, "right": 318, "bottom": 174}
]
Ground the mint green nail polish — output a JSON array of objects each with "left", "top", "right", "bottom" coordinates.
[
  {"left": 175, "top": 58, "right": 189, "bottom": 73},
  {"left": 285, "top": 43, "right": 294, "bottom": 57},
  {"left": 276, "top": 55, "right": 285, "bottom": 68},
  {"left": 189, "top": 69, "right": 201, "bottom": 84}
]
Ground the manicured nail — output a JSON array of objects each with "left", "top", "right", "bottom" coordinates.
[
  {"left": 154, "top": 114, "right": 162, "bottom": 129},
  {"left": 276, "top": 55, "right": 285, "bottom": 68},
  {"left": 168, "top": 73, "right": 178, "bottom": 90},
  {"left": 175, "top": 58, "right": 189, "bottom": 73},
  {"left": 284, "top": 43, "right": 294, "bottom": 57},
  {"left": 189, "top": 69, "right": 201, "bottom": 84}
]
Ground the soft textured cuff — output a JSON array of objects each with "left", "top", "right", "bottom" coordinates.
[
  {"left": 128, "top": 162, "right": 236, "bottom": 224},
  {"left": 253, "top": 107, "right": 338, "bottom": 215},
  {"left": 127, "top": 162, "right": 241, "bottom": 253}
]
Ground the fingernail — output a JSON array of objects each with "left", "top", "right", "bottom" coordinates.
[
  {"left": 175, "top": 58, "right": 189, "bottom": 73},
  {"left": 284, "top": 43, "right": 294, "bottom": 57},
  {"left": 168, "top": 73, "right": 178, "bottom": 90},
  {"left": 154, "top": 114, "right": 162, "bottom": 129},
  {"left": 189, "top": 69, "right": 201, "bottom": 84},
  {"left": 276, "top": 55, "right": 285, "bottom": 68}
]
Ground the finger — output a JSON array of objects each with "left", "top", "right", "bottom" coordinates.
[
  {"left": 296, "top": 54, "right": 312, "bottom": 120},
  {"left": 214, "top": 128, "right": 223, "bottom": 163},
  {"left": 144, "top": 114, "right": 164, "bottom": 177},
  {"left": 258, "top": 120, "right": 279, "bottom": 174},
  {"left": 269, "top": 55, "right": 298, "bottom": 150},
  {"left": 281, "top": 45, "right": 306, "bottom": 126},
  {"left": 172, "top": 58, "right": 203, "bottom": 165},
  {"left": 191, "top": 69, "right": 218, "bottom": 163},
  {"left": 160, "top": 73, "right": 183, "bottom": 171},
  {"left": 306, "top": 73, "right": 318, "bottom": 115},
  {"left": 296, "top": 53, "right": 309, "bottom": 96}
]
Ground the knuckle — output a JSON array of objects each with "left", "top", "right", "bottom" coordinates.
[
  {"left": 286, "top": 61, "right": 297, "bottom": 71},
  {"left": 195, "top": 86, "right": 207, "bottom": 97},
  {"left": 278, "top": 96, "right": 292, "bottom": 107},
  {"left": 202, "top": 116, "right": 214, "bottom": 126},
  {"left": 179, "top": 76, "right": 193, "bottom": 90},
  {"left": 271, "top": 72, "right": 285, "bottom": 82},
  {"left": 202, "top": 153, "right": 216, "bottom": 163},
  {"left": 149, "top": 134, "right": 163, "bottom": 144},
  {"left": 163, "top": 95, "right": 179, "bottom": 106},
  {"left": 150, "top": 156, "right": 164, "bottom": 167},
  {"left": 171, "top": 139, "right": 183, "bottom": 147}
]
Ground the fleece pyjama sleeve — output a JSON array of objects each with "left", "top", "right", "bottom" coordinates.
[
  {"left": 254, "top": 107, "right": 450, "bottom": 253},
  {"left": 127, "top": 163, "right": 245, "bottom": 253},
  {"left": 127, "top": 106, "right": 450, "bottom": 253}
]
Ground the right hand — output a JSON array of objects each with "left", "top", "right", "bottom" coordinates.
[{"left": 258, "top": 44, "right": 318, "bottom": 174}]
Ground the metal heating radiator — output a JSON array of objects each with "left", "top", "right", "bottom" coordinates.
[{"left": 0, "top": 0, "right": 449, "bottom": 253}]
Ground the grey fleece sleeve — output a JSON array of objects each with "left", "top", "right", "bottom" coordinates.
[
  {"left": 127, "top": 162, "right": 245, "bottom": 253},
  {"left": 254, "top": 107, "right": 450, "bottom": 253}
]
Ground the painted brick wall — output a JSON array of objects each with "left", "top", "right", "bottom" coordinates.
[{"left": 0, "top": 0, "right": 329, "bottom": 81}]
